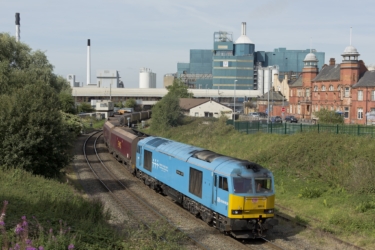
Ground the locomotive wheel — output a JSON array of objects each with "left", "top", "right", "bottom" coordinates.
[
  {"left": 201, "top": 211, "right": 212, "bottom": 224},
  {"left": 189, "top": 205, "right": 199, "bottom": 216}
]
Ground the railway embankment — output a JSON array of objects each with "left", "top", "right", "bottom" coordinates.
[{"left": 144, "top": 116, "right": 375, "bottom": 249}]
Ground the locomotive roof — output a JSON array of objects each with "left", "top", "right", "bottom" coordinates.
[{"left": 140, "top": 136, "right": 269, "bottom": 176}]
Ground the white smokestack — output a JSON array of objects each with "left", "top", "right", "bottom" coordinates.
[
  {"left": 15, "top": 13, "right": 20, "bottom": 42},
  {"left": 87, "top": 39, "right": 91, "bottom": 85},
  {"left": 241, "top": 22, "right": 246, "bottom": 36}
]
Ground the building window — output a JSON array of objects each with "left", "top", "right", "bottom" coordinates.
[
  {"left": 306, "top": 88, "right": 310, "bottom": 97},
  {"left": 297, "top": 105, "right": 301, "bottom": 114},
  {"left": 345, "top": 87, "right": 350, "bottom": 97},
  {"left": 337, "top": 86, "right": 341, "bottom": 91},
  {"left": 314, "top": 86, "right": 318, "bottom": 92},
  {"left": 357, "top": 108, "right": 363, "bottom": 119},
  {"left": 195, "top": 112, "right": 199, "bottom": 117},
  {"left": 315, "top": 105, "right": 318, "bottom": 111},
  {"left": 358, "top": 90, "right": 363, "bottom": 101},
  {"left": 344, "top": 107, "right": 349, "bottom": 119},
  {"left": 371, "top": 90, "right": 375, "bottom": 101},
  {"left": 329, "top": 85, "right": 334, "bottom": 91},
  {"left": 322, "top": 85, "right": 326, "bottom": 91}
]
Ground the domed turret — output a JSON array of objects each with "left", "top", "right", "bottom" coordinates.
[
  {"left": 303, "top": 52, "right": 318, "bottom": 68},
  {"left": 341, "top": 45, "right": 360, "bottom": 61},
  {"left": 342, "top": 28, "right": 360, "bottom": 61}
]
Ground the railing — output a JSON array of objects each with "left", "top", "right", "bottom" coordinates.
[{"left": 227, "top": 120, "right": 375, "bottom": 137}]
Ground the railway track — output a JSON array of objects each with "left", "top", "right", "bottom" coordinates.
[{"left": 83, "top": 131, "right": 206, "bottom": 249}]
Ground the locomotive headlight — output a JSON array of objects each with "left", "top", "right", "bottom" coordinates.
[
  {"left": 264, "top": 209, "right": 274, "bottom": 214},
  {"left": 231, "top": 210, "right": 243, "bottom": 215}
]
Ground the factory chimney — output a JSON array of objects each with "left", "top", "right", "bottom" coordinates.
[
  {"left": 15, "top": 13, "right": 20, "bottom": 42},
  {"left": 241, "top": 22, "right": 246, "bottom": 36},
  {"left": 87, "top": 39, "right": 91, "bottom": 85}
]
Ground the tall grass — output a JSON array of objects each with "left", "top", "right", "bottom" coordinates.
[{"left": 0, "top": 168, "right": 186, "bottom": 249}]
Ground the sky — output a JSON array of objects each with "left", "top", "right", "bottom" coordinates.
[{"left": 1, "top": 0, "right": 375, "bottom": 88}]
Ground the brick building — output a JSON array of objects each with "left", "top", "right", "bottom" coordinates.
[{"left": 288, "top": 44, "right": 375, "bottom": 125}]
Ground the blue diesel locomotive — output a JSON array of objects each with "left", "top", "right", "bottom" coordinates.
[
  {"left": 136, "top": 137, "right": 278, "bottom": 238},
  {"left": 103, "top": 121, "right": 278, "bottom": 238}
]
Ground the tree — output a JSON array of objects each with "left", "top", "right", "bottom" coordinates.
[
  {"left": 125, "top": 98, "right": 137, "bottom": 108},
  {"left": 166, "top": 78, "right": 193, "bottom": 98},
  {"left": 313, "top": 109, "right": 344, "bottom": 124},
  {"left": 0, "top": 33, "right": 75, "bottom": 178},
  {"left": 150, "top": 94, "right": 182, "bottom": 131},
  {"left": 78, "top": 102, "right": 95, "bottom": 113},
  {"left": 59, "top": 90, "right": 76, "bottom": 114},
  {"left": 0, "top": 83, "right": 72, "bottom": 177}
]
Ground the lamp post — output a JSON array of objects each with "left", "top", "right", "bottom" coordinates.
[{"left": 234, "top": 80, "right": 237, "bottom": 123}]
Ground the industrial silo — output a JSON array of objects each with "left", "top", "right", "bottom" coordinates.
[
  {"left": 263, "top": 67, "right": 270, "bottom": 94},
  {"left": 257, "top": 68, "right": 264, "bottom": 94},
  {"left": 271, "top": 66, "right": 279, "bottom": 84},
  {"left": 139, "top": 68, "right": 156, "bottom": 88}
]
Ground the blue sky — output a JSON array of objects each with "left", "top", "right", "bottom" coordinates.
[{"left": 1, "top": 0, "right": 374, "bottom": 88}]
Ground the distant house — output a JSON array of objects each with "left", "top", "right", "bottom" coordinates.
[{"left": 179, "top": 98, "right": 233, "bottom": 119}]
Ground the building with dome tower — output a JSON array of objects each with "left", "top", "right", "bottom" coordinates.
[
  {"left": 288, "top": 35, "right": 375, "bottom": 125},
  {"left": 176, "top": 22, "right": 325, "bottom": 93}
]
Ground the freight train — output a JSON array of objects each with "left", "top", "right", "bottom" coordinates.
[{"left": 103, "top": 120, "right": 278, "bottom": 239}]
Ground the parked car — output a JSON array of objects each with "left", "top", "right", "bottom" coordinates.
[
  {"left": 270, "top": 116, "right": 282, "bottom": 123},
  {"left": 285, "top": 115, "right": 298, "bottom": 123},
  {"left": 249, "top": 112, "right": 260, "bottom": 117},
  {"left": 259, "top": 112, "right": 268, "bottom": 118}
]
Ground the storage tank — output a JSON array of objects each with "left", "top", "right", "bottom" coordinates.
[
  {"left": 139, "top": 68, "right": 156, "bottom": 88},
  {"left": 257, "top": 68, "right": 264, "bottom": 94},
  {"left": 271, "top": 66, "right": 279, "bottom": 84},
  {"left": 263, "top": 67, "right": 270, "bottom": 94}
]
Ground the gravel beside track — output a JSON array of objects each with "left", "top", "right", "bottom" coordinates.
[{"left": 73, "top": 132, "right": 364, "bottom": 250}]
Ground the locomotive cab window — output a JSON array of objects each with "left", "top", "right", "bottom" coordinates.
[
  {"left": 219, "top": 176, "right": 228, "bottom": 191},
  {"left": 144, "top": 150, "right": 152, "bottom": 172},
  {"left": 255, "top": 178, "right": 272, "bottom": 194},
  {"left": 189, "top": 168, "right": 202, "bottom": 198},
  {"left": 233, "top": 177, "right": 252, "bottom": 193}
]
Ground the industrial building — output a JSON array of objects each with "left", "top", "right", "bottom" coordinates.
[
  {"left": 139, "top": 68, "right": 156, "bottom": 88},
  {"left": 177, "top": 22, "right": 325, "bottom": 92}
]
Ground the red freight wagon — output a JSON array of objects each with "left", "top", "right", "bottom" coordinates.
[
  {"left": 109, "top": 126, "right": 143, "bottom": 173},
  {"left": 103, "top": 121, "right": 115, "bottom": 146}
]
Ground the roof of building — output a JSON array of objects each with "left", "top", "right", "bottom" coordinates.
[
  {"left": 258, "top": 90, "right": 286, "bottom": 101},
  {"left": 342, "top": 45, "right": 360, "bottom": 56},
  {"left": 352, "top": 70, "right": 375, "bottom": 88},
  {"left": 304, "top": 52, "right": 318, "bottom": 62},
  {"left": 179, "top": 98, "right": 210, "bottom": 110},
  {"left": 313, "top": 64, "right": 341, "bottom": 81},
  {"left": 235, "top": 35, "right": 253, "bottom": 44},
  {"left": 289, "top": 75, "right": 303, "bottom": 87}
]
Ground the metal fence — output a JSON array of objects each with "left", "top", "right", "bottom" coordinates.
[{"left": 227, "top": 120, "right": 375, "bottom": 137}]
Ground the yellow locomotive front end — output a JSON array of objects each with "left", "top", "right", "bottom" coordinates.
[{"left": 225, "top": 175, "right": 278, "bottom": 238}]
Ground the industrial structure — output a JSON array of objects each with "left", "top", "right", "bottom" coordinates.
[
  {"left": 177, "top": 22, "right": 325, "bottom": 92},
  {"left": 139, "top": 68, "right": 156, "bottom": 88}
]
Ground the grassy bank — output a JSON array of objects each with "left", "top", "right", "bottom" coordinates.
[
  {"left": 145, "top": 116, "right": 375, "bottom": 249},
  {"left": 0, "top": 115, "right": 186, "bottom": 250}
]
